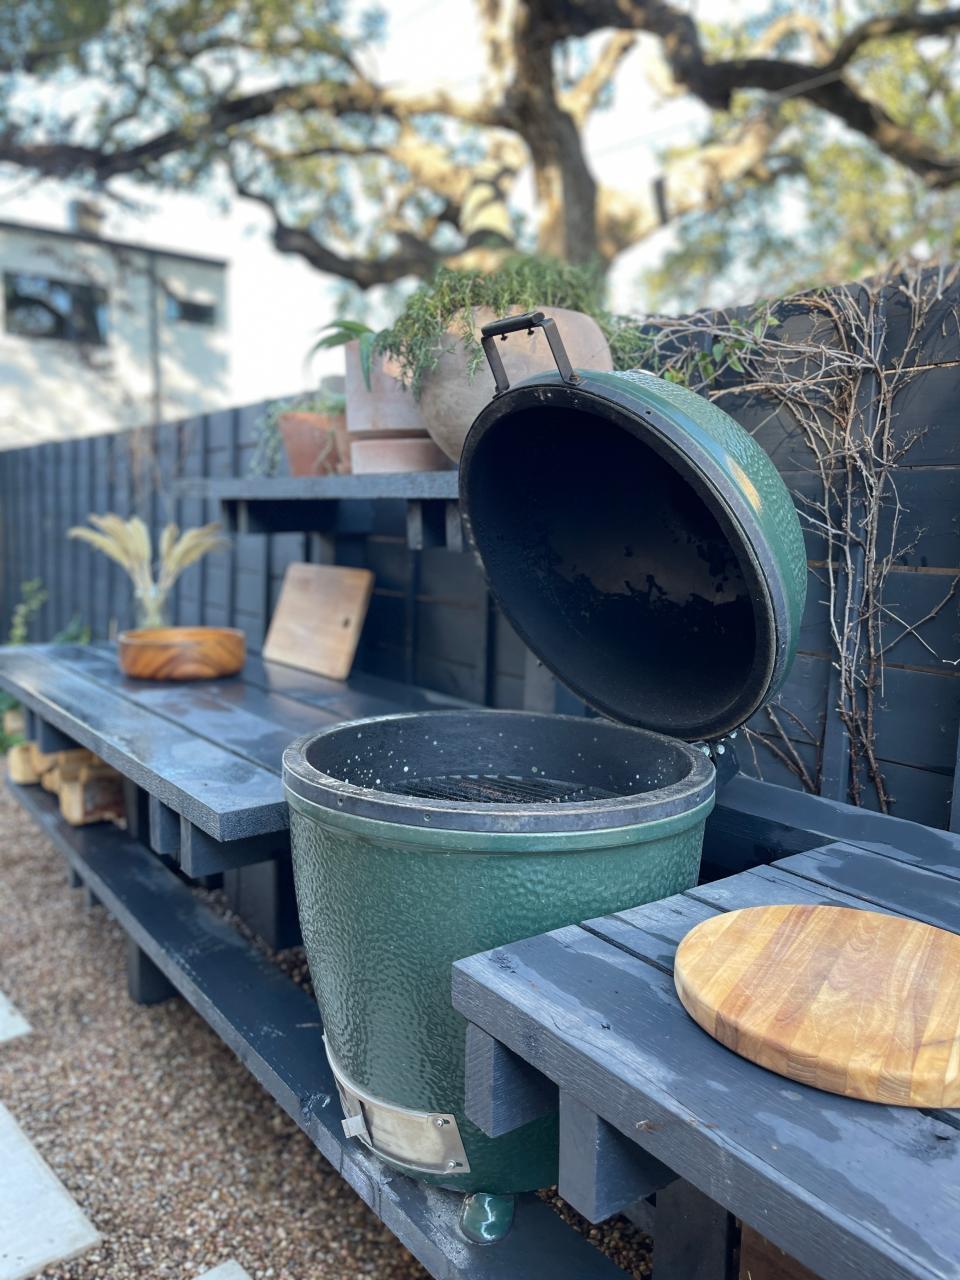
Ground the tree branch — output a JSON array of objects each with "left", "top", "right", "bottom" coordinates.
[
  {"left": 0, "top": 74, "right": 513, "bottom": 183},
  {"left": 231, "top": 175, "right": 441, "bottom": 286},
  {"left": 562, "top": 31, "right": 637, "bottom": 124},
  {"left": 597, "top": 111, "right": 784, "bottom": 258},
  {"left": 827, "top": 9, "right": 960, "bottom": 71},
  {"left": 544, "top": 0, "right": 960, "bottom": 186}
]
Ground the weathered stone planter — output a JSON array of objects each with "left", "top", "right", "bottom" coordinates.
[
  {"left": 418, "top": 305, "right": 612, "bottom": 461},
  {"left": 344, "top": 341, "right": 424, "bottom": 435}
]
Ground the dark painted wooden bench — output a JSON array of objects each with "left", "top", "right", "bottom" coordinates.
[
  {"left": 9, "top": 780, "right": 624, "bottom": 1280},
  {"left": 6, "top": 640, "right": 960, "bottom": 1278},
  {"left": 0, "top": 641, "right": 466, "bottom": 944},
  {"left": 452, "top": 838, "right": 960, "bottom": 1280}
]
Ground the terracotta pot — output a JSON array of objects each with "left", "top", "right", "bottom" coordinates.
[
  {"left": 418, "top": 305, "right": 614, "bottom": 462},
  {"left": 278, "top": 412, "right": 350, "bottom": 476},
  {"left": 345, "top": 341, "right": 423, "bottom": 436},
  {"left": 349, "top": 436, "right": 452, "bottom": 474}
]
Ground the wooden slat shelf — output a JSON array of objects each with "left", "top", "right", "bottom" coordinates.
[
  {"left": 175, "top": 473, "right": 462, "bottom": 545},
  {"left": 8, "top": 779, "right": 626, "bottom": 1280},
  {"left": 178, "top": 472, "right": 460, "bottom": 502}
]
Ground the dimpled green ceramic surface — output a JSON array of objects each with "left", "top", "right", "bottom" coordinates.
[{"left": 287, "top": 790, "right": 713, "bottom": 1193}]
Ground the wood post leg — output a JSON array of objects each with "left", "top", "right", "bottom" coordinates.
[
  {"left": 82, "top": 885, "right": 101, "bottom": 910},
  {"left": 122, "top": 779, "right": 151, "bottom": 843},
  {"left": 222, "top": 861, "right": 301, "bottom": 950},
  {"left": 558, "top": 1094, "right": 675, "bottom": 1224},
  {"left": 653, "top": 1179, "right": 739, "bottom": 1280},
  {"left": 464, "top": 1024, "right": 557, "bottom": 1137},
  {"left": 126, "top": 937, "right": 177, "bottom": 1006}
]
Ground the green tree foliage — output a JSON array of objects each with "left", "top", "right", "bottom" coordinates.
[
  {"left": 2, "top": 1, "right": 960, "bottom": 301},
  {"left": 642, "top": 2, "right": 960, "bottom": 307}
]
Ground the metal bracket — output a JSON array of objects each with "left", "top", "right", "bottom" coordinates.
[
  {"left": 325, "top": 1037, "right": 471, "bottom": 1176},
  {"left": 693, "top": 732, "right": 740, "bottom": 794}
]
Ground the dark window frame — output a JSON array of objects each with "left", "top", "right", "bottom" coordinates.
[
  {"left": 3, "top": 271, "right": 109, "bottom": 345},
  {"left": 164, "top": 290, "right": 217, "bottom": 326}
]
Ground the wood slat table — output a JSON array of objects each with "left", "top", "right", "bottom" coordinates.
[
  {"left": 0, "top": 641, "right": 629, "bottom": 1280},
  {"left": 0, "top": 641, "right": 465, "bottom": 944},
  {"left": 8, "top": 781, "right": 625, "bottom": 1280},
  {"left": 6, "top": 640, "right": 960, "bottom": 1279},
  {"left": 453, "top": 839, "right": 960, "bottom": 1280}
]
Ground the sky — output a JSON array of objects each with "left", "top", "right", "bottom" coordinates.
[{"left": 0, "top": 0, "right": 709, "bottom": 406}]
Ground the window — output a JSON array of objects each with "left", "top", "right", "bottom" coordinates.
[
  {"left": 3, "top": 272, "right": 108, "bottom": 344},
  {"left": 164, "top": 292, "right": 216, "bottom": 326}
]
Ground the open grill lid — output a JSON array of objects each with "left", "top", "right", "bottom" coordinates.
[{"left": 458, "top": 312, "right": 807, "bottom": 742}]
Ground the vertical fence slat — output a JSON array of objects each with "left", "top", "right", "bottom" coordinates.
[
  {"left": 75, "top": 438, "right": 93, "bottom": 634},
  {"left": 112, "top": 431, "right": 133, "bottom": 632},
  {"left": 89, "top": 433, "right": 110, "bottom": 638},
  {"left": 0, "top": 451, "right": 9, "bottom": 635},
  {"left": 0, "top": 451, "right": 10, "bottom": 634}
]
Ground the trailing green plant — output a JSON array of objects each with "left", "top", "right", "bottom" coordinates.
[
  {"left": 603, "top": 308, "right": 778, "bottom": 387},
  {"left": 69, "top": 515, "right": 228, "bottom": 629},
  {"left": 609, "top": 270, "right": 959, "bottom": 815},
  {"left": 8, "top": 578, "right": 47, "bottom": 646},
  {"left": 377, "top": 255, "right": 607, "bottom": 398},
  {"left": 55, "top": 615, "right": 91, "bottom": 644},
  {"left": 251, "top": 387, "right": 347, "bottom": 476},
  {"left": 0, "top": 583, "right": 91, "bottom": 751},
  {"left": 0, "top": 579, "right": 49, "bottom": 748}
]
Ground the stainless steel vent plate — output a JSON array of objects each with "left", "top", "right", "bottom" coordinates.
[{"left": 325, "top": 1037, "right": 470, "bottom": 1176}]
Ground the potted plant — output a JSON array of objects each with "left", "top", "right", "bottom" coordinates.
[
  {"left": 377, "top": 255, "right": 614, "bottom": 461},
  {"left": 313, "top": 320, "right": 449, "bottom": 472},
  {"left": 68, "top": 515, "right": 242, "bottom": 679},
  {"left": 313, "top": 320, "right": 425, "bottom": 436},
  {"left": 252, "top": 384, "right": 349, "bottom": 477}
]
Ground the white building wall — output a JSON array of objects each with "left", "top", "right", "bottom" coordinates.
[{"left": 0, "top": 223, "right": 229, "bottom": 448}]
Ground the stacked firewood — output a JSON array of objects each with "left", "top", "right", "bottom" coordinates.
[{"left": 4, "top": 710, "right": 125, "bottom": 826}]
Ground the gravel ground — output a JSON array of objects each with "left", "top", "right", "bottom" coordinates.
[{"left": 0, "top": 782, "right": 652, "bottom": 1279}]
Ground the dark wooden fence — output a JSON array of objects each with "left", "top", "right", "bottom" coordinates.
[{"left": 0, "top": 275, "right": 957, "bottom": 830}]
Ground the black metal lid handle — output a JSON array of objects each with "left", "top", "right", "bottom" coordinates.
[{"left": 480, "top": 310, "right": 580, "bottom": 394}]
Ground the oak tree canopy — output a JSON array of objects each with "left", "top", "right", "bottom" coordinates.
[{"left": 3, "top": 1, "right": 959, "bottom": 301}]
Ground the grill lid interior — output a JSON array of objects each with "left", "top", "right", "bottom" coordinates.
[{"left": 459, "top": 381, "right": 786, "bottom": 741}]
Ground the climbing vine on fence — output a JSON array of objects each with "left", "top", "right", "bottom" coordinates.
[{"left": 609, "top": 266, "right": 959, "bottom": 812}]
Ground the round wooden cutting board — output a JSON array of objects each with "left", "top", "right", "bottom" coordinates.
[{"left": 674, "top": 904, "right": 960, "bottom": 1107}]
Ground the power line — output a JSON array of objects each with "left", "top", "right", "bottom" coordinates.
[{"left": 592, "top": 65, "right": 848, "bottom": 159}]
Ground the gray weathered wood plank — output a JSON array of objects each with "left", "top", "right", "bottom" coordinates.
[
  {"left": 178, "top": 472, "right": 460, "bottom": 502},
  {"left": 58, "top": 643, "right": 330, "bottom": 774},
  {"left": 0, "top": 648, "right": 285, "bottom": 839},
  {"left": 453, "top": 926, "right": 960, "bottom": 1280},
  {"left": 651, "top": 1180, "right": 738, "bottom": 1280},
  {"left": 464, "top": 1023, "right": 558, "bottom": 1138},
  {"left": 708, "top": 774, "right": 960, "bottom": 879},
  {"left": 773, "top": 844, "right": 960, "bottom": 934}
]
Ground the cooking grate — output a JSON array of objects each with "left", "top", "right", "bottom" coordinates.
[{"left": 390, "top": 773, "right": 617, "bottom": 805}]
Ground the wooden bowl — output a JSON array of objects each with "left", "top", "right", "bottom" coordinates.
[{"left": 117, "top": 627, "right": 246, "bottom": 681}]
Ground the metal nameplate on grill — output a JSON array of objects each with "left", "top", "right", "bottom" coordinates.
[{"left": 325, "top": 1038, "right": 471, "bottom": 1177}]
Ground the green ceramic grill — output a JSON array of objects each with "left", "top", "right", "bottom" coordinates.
[{"left": 283, "top": 309, "right": 807, "bottom": 1235}]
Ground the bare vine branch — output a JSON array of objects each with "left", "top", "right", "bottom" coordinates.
[{"left": 612, "top": 264, "right": 960, "bottom": 811}]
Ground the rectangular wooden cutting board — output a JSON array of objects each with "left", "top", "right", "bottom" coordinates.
[{"left": 263, "top": 563, "right": 374, "bottom": 680}]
